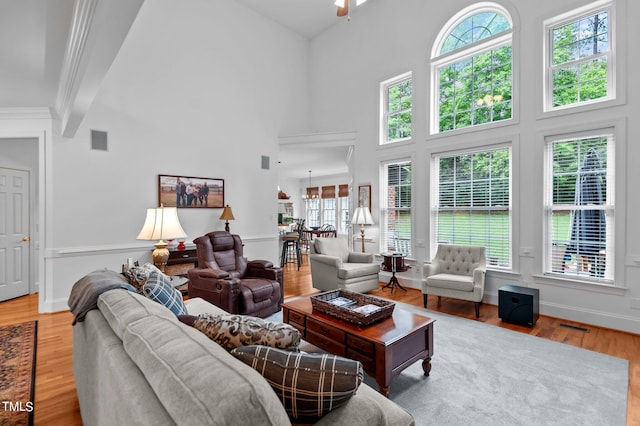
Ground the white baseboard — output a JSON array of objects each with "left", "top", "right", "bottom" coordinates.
[{"left": 483, "top": 290, "right": 640, "bottom": 335}]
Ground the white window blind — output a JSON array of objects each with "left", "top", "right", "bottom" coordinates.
[
  {"left": 432, "top": 147, "right": 511, "bottom": 268},
  {"left": 545, "top": 133, "right": 614, "bottom": 281},
  {"left": 381, "top": 161, "right": 412, "bottom": 256}
]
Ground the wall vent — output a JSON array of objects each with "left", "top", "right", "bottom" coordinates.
[
  {"left": 91, "top": 130, "right": 108, "bottom": 151},
  {"left": 261, "top": 155, "right": 270, "bottom": 170}
]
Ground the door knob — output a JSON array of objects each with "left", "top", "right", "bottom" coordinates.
[{"left": 22, "top": 236, "right": 30, "bottom": 242}]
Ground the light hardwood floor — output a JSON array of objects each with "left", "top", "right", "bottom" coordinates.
[{"left": 2, "top": 254, "right": 637, "bottom": 425}]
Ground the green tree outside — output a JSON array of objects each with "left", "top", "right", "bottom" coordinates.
[
  {"left": 386, "top": 79, "right": 412, "bottom": 141},
  {"left": 551, "top": 11, "right": 609, "bottom": 107}
]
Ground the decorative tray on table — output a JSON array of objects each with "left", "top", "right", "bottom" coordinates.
[{"left": 310, "top": 289, "right": 395, "bottom": 326}]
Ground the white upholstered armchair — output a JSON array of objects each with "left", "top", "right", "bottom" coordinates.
[
  {"left": 309, "top": 238, "right": 380, "bottom": 293},
  {"left": 422, "top": 244, "right": 486, "bottom": 317}
]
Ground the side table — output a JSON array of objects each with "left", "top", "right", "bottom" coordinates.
[
  {"left": 169, "top": 275, "right": 189, "bottom": 297},
  {"left": 381, "top": 252, "right": 410, "bottom": 293}
]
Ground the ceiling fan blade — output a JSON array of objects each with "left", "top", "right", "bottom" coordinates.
[{"left": 337, "top": 1, "right": 349, "bottom": 17}]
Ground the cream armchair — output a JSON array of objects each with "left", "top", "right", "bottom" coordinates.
[
  {"left": 422, "top": 244, "right": 486, "bottom": 317},
  {"left": 309, "top": 238, "right": 380, "bottom": 293}
]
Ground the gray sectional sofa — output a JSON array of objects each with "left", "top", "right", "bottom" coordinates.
[{"left": 72, "top": 287, "right": 415, "bottom": 425}]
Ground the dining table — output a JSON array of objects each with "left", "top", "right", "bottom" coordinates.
[{"left": 303, "top": 228, "right": 337, "bottom": 240}]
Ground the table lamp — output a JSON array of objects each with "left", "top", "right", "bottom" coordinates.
[
  {"left": 219, "top": 205, "right": 235, "bottom": 232},
  {"left": 137, "top": 205, "right": 186, "bottom": 272},
  {"left": 351, "top": 206, "right": 374, "bottom": 253}
]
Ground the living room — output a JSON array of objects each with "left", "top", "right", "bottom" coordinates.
[{"left": 0, "top": 0, "right": 638, "bottom": 424}]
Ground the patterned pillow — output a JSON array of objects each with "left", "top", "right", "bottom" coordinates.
[
  {"left": 124, "top": 263, "right": 164, "bottom": 293},
  {"left": 193, "top": 313, "right": 300, "bottom": 351},
  {"left": 142, "top": 271, "right": 187, "bottom": 316},
  {"left": 230, "top": 345, "right": 363, "bottom": 421}
]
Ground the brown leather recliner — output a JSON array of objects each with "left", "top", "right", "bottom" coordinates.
[{"left": 187, "top": 231, "right": 283, "bottom": 318}]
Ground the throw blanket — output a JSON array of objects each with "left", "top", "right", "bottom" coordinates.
[{"left": 68, "top": 269, "right": 134, "bottom": 325}]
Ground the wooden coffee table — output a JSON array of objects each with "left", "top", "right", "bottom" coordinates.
[{"left": 282, "top": 296, "right": 435, "bottom": 397}]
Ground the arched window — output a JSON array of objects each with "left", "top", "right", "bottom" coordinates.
[{"left": 431, "top": 3, "right": 514, "bottom": 134}]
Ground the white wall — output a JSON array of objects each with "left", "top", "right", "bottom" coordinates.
[
  {"left": 44, "top": 0, "right": 311, "bottom": 310},
  {"left": 308, "top": 0, "right": 640, "bottom": 333}
]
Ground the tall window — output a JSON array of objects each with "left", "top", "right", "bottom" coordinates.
[
  {"left": 380, "top": 72, "right": 412, "bottom": 144},
  {"left": 306, "top": 188, "right": 320, "bottom": 228},
  {"left": 432, "top": 147, "right": 512, "bottom": 268},
  {"left": 322, "top": 185, "right": 337, "bottom": 227},
  {"left": 431, "top": 5, "right": 513, "bottom": 134},
  {"left": 381, "top": 161, "right": 412, "bottom": 256},
  {"left": 545, "top": 1, "right": 613, "bottom": 111},
  {"left": 338, "top": 184, "right": 350, "bottom": 234},
  {"left": 545, "top": 131, "right": 614, "bottom": 281}
]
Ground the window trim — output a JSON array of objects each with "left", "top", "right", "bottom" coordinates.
[
  {"left": 431, "top": 2, "right": 514, "bottom": 59},
  {"left": 543, "top": 128, "right": 615, "bottom": 284},
  {"left": 380, "top": 71, "right": 413, "bottom": 145},
  {"left": 543, "top": 0, "right": 616, "bottom": 113},
  {"left": 535, "top": 118, "right": 626, "bottom": 290},
  {"left": 429, "top": 2, "right": 518, "bottom": 136}
]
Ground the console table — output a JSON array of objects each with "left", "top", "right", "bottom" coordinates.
[
  {"left": 282, "top": 296, "right": 435, "bottom": 397},
  {"left": 164, "top": 244, "right": 198, "bottom": 276}
]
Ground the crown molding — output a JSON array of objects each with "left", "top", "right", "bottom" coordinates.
[
  {"left": 0, "top": 107, "right": 53, "bottom": 120},
  {"left": 279, "top": 130, "right": 357, "bottom": 147}
]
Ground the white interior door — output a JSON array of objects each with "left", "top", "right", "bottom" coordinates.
[{"left": 0, "top": 167, "right": 30, "bottom": 301}]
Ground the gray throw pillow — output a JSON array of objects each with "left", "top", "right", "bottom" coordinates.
[{"left": 230, "top": 345, "right": 363, "bottom": 422}]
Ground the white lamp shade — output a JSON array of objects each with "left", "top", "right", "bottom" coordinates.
[
  {"left": 136, "top": 207, "right": 186, "bottom": 241},
  {"left": 351, "top": 206, "right": 374, "bottom": 225}
]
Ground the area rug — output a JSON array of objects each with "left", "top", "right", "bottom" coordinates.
[
  {"left": 0, "top": 321, "right": 37, "bottom": 426},
  {"left": 271, "top": 302, "right": 628, "bottom": 426}
]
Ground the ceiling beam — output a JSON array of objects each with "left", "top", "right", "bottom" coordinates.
[{"left": 55, "top": 0, "right": 144, "bottom": 137}]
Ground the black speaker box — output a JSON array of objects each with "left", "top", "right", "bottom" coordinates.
[{"left": 498, "top": 285, "right": 539, "bottom": 327}]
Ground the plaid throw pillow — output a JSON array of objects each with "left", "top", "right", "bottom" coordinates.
[
  {"left": 230, "top": 345, "right": 363, "bottom": 421},
  {"left": 142, "top": 271, "right": 187, "bottom": 316}
]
